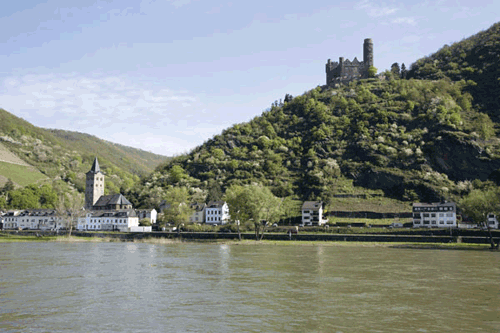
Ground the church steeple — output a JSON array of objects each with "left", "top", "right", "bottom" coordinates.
[
  {"left": 90, "top": 157, "right": 100, "bottom": 173},
  {"left": 85, "top": 157, "right": 105, "bottom": 210}
]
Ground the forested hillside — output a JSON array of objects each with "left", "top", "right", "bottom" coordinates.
[
  {"left": 132, "top": 22, "right": 500, "bottom": 212},
  {"left": 408, "top": 22, "right": 500, "bottom": 120},
  {"left": 0, "top": 109, "right": 168, "bottom": 208}
]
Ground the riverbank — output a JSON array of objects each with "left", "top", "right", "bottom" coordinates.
[{"left": 0, "top": 232, "right": 495, "bottom": 250}]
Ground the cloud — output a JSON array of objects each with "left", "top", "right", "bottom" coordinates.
[
  {"left": 355, "top": 0, "right": 398, "bottom": 17},
  {"left": 391, "top": 17, "right": 417, "bottom": 26},
  {"left": 0, "top": 73, "right": 204, "bottom": 154}
]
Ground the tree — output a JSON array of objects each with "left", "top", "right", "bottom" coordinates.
[
  {"left": 460, "top": 188, "right": 500, "bottom": 249},
  {"left": 56, "top": 193, "right": 84, "bottom": 237},
  {"left": 206, "top": 181, "right": 223, "bottom": 203},
  {"left": 161, "top": 187, "right": 193, "bottom": 227},
  {"left": 390, "top": 62, "right": 401, "bottom": 77},
  {"left": 225, "top": 184, "right": 283, "bottom": 241},
  {"left": 368, "top": 66, "right": 378, "bottom": 78},
  {"left": 2, "top": 179, "right": 15, "bottom": 193},
  {"left": 400, "top": 63, "right": 407, "bottom": 79},
  {"left": 139, "top": 218, "right": 152, "bottom": 226}
]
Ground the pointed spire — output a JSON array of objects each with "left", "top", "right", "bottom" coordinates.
[{"left": 90, "top": 157, "right": 100, "bottom": 173}]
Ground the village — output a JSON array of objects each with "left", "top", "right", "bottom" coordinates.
[{"left": 1, "top": 158, "right": 499, "bottom": 233}]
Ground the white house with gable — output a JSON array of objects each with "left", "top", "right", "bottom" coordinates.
[
  {"left": 301, "top": 201, "right": 327, "bottom": 226},
  {"left": 205, "top": 201, "right": 230, "bottom": 225}
]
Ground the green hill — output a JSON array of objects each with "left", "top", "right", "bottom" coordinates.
[
  {"left": 133, "top": 22, "right": 500, "bottom": 212},
  {"left": 408, "top": 22, "right": 500, "bottom": 120},
  {"left": 0, "top": 109, "right": 168, "bottom": 196}
]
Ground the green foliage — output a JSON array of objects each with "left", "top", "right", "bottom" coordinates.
[
  {"left": 138, "top": 27, "right": 500, "bottom": 209},
  {"left": 407, "top": 22, "right": 500, "bottom": 120},
  {"left": 160, "top": 187, "right": 193, "bottom": 226},
  {"left": 6, "top": 184, "right": 58, "bottom": 209},
  {"left": 139, "top": 218, "right": 152, "bottom": 226},
  {"left": 224, "top": 184, "right": 283, "bottom": 240},
  {"left": 0, "top": 109, "right": 167, "bottom": 206},
  {"left": 368, "top": 66, "right": 378, "bottom": 78}
]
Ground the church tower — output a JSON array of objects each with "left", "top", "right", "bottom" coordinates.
[{"left": 85, "top": 157, "right": 105, "bottom": 210}]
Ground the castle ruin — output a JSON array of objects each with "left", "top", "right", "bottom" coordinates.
[{"left": 325, "top": 38, "right": 373, "bottom": 86}]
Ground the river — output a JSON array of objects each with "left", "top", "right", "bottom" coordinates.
[{"left": 1, "top": 242, "right": 499, "bottom": 332}]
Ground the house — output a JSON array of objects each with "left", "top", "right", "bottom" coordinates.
[
  {"left": 412, "top": 202, "right": 457, "bottom": 228},
  {"left": 487, "top": 214, "right": 499, "bottom": 229},
  {"left": 2, "top": 210, "right": 21, "bottom": 229},
  {"left": 77, "top": 210, "right": 139, "bottom": 232},
  {"left": 301, "top": 201, "right": 326, "bottom": 226},
  {"left": 189, "top": 202, "right": 206, "bottom": 223},
  {"left": 2, "top": 209, "right": 65, "bottom": 230},
  {"left": 205, "top": 201, "right": 230, "bottom": 225},
  {"left": 136, "top": 209, "right": 157, "bottom": 224}
]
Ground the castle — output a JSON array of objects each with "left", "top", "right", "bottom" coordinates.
[{"left": 325, "top": 38, "right": 373, "bottom": 86}]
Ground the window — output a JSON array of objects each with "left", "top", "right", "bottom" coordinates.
[
  {"left": 423, "top": 213, "right": 429, "bottom": 218},
  {"left": 431, "top": 221, "right": 436, "bottom": 225},
  {"left": 431, "top": 213, "right": 436, "bottom": 218}
]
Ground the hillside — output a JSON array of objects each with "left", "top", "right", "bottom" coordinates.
[
  {"left": 133, "top": 23, "right": 500, "bottom": 212},
  {"left": 408, "top": 21, "right": 500, "bottom": 120},
  {"left": 0, "top": 109, "right": 168, "bottom": 195}
]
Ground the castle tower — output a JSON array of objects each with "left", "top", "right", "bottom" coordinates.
[
  {"left": 363, "top": 38, "right": 374, "bottom": 75},
  {"left": 85, "top": 157, "right": 105, "bottom": 210}
]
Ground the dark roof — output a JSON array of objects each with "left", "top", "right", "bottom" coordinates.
[
  {"left": 88, "top": 157, "right": 101, "bottom": 174},
  {"left": 18, "top": 209, "right": 57, "bottom": 217},
  {"left": 190, "top": 202, "right": 206, "bottom": 211},
  {"left": 94, "top": 194, "right": 132, "bottom": 207},
  {"left": 302, "top": 201, "right": 322, "bottom": 210},
  {"left": 87, "top": 209, "right": 137, "bottom": 218},
  {"left": 413, "top": 202, "right": 455, "bottom": 207},
  {"left": 207, "top": 201, "right": 225, "bottom": 208}
]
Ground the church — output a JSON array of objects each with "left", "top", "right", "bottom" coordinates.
[{"left": 77, "top": 157, "right": 139, "bottom": 231}]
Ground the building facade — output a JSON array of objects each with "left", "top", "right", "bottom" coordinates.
[
  {"left": 487, "top": 214, "right": 499, "bottom": 229},
  {"left": 205, "top": 201, "right": 230, "bottom": 225},
  {"left": 77, "top": 210, "right": 139, "bottom": 232},
  {"left": 189, "top": 203, "right": 206, "bottom": 223},
  {"left": 412, "top": 202, "right": 457, "bottom": 228},
  {"left": 136, "top": 209, "right": 158, "bottom": 224},
  {"left": 2, "top": 209, "right": 64, "bottom": 230},
  {"left": 301, "top": 201, "right": 326, "bottom": 226}
]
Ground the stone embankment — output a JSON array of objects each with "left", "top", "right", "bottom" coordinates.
[{"left": 3, "top": 230, "right": 498, "bottom": 244}]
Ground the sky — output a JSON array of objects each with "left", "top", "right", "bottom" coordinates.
[{"left": 0, "top": 0, "right": 499, "bottom": 156}]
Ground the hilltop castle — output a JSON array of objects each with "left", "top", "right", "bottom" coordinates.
[{"left": 325, "top": 38, "right": 374, "bottom": 86}]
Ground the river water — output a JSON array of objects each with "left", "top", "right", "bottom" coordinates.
[{"left": 0, "top": 242, "right": 499, "bottom": 332}]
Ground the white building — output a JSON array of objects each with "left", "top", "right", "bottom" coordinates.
[
  {"left": 205, "top": 201, "right": 230, "bottom": 225},
  {"left": 77, "top": 210, "right": 139, "bottom": 232},
  {"left": 412, "top": 202, "right": 457, "bottom": 228},
  {"left": 189, "top": 202, "right": 206, "bottom": 223},
  {"left": 487, "top": 214, "right": 499, "bottom": 229},
  {"left": 301, "top": 201, "right": 326, "bottom": 226},
  {"left": 2, "top": 209, "right": 65, "bottom": 230},
  {"left": 136, "top": 209, "right": 157, "bottom": 224}
]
